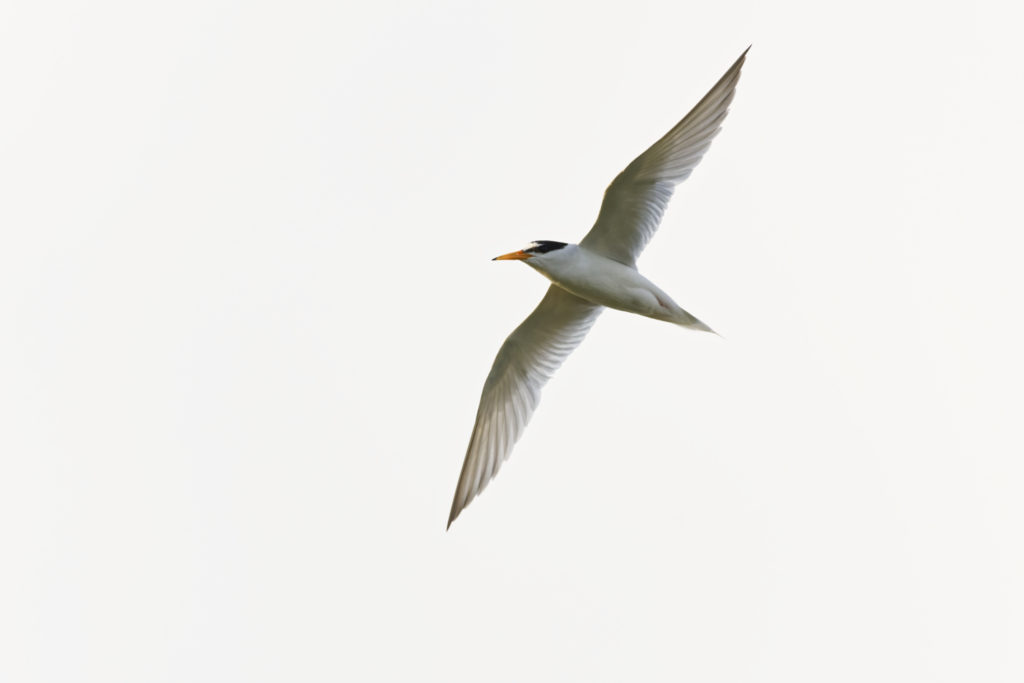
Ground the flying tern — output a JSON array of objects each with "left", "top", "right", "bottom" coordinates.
[{"left": 448, "top": 48, "right": 748, "bottom": 529}]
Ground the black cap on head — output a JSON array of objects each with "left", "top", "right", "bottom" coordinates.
[{"left": 524, "top": 241, "right": 567, "bottom": 254}]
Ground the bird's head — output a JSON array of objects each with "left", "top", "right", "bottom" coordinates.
[{"left": 492, "top": 240, "right": 569, "bottom": 264}]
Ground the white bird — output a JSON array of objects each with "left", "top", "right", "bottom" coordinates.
[{"left": 448, "top": 48, "right": 749, "bottom": 529}]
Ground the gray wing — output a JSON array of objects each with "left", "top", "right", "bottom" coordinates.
[
  {"left": 579, "top": 47, "right": 748, "bottom": 266},
  {"left": 448, "top": 286, "right": 602, "bottom": 528}
]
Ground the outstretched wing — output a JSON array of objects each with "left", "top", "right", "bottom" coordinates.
[
  {"left": 448, "top": 286, "right": 602, "bottom": 528},
  {"left": 579, "top": 48, "right": 748, "bottom": 266}
]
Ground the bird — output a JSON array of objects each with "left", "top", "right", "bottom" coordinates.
[{"left": 447, "top": 48, "right": 749, "bottom": 529}]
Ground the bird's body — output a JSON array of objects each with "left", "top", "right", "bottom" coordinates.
[
  {"left": 447, "top": 48, "right": 749, "bottom": 528},
  {"left": 525, "top": 244, "right": 711, "bottom": 329}
]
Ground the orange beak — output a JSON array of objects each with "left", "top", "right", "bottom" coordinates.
[{"left": 492, "top": 250, "right": 533, "bottom": 261}]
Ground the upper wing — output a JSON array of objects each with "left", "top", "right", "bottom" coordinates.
[
  {"left": 579, "top": 48, "right": 748, "bottom": 266},
  {"left": 448, "top": 285, "right": 602, "bottom": 528}
]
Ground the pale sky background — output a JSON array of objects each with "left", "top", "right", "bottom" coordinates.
[{"left": 2, "top": 1, "right": 1023, "bottom": 681}]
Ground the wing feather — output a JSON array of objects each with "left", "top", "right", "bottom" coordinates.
[
  {"left": 447, "top": 286, "right": 602, "bottom": 528},
  {"left": 579, "top": 48, "right": 748, "bottom": 265}
]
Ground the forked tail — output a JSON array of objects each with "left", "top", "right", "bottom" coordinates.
[{"left": 674, "top": 308, "right": 719, "bottom": 336}]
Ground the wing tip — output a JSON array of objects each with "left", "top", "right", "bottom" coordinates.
[
  {"left": 725, "top": 45, "right": 750, "bottom": 79},
  {"left": 730, "top": 45, "right": 750, "bottom": 77},
  {"left": 447, "top": 491, "right": 468, "bottom": 530},
  {"left": 446, "top": 505, "right": 460, "bottom": 531}
]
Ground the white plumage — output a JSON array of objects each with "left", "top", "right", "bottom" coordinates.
[{"left": 448, "top": 48, "right": 749, "bottom": 528}]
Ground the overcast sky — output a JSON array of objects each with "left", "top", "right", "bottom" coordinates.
[{"left": 2, "top": 1, "right": 1022, "bottom": 681}]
